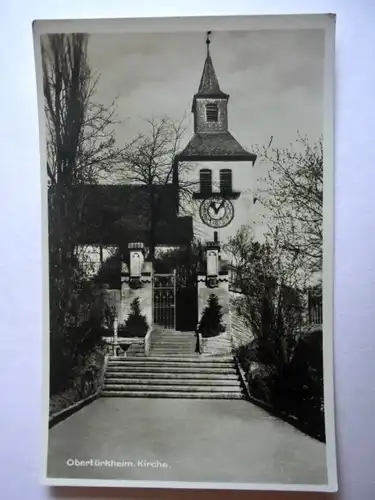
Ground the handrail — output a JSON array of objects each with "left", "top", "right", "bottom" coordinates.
[
  {"left": 144, "top": 326, "right": 154, "bottom": 356},
  {"left": 98, "top": 353, "right": 109, "bottom": 392},
  {"left": 195, "top": 324, "right": 203, "bottom": 354},
  {"left": 198, "top": 333, "right": 203, "bottom": 354}
]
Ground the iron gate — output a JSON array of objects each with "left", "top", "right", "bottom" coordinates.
[{"left": 153, "top": 272, "right": 176, "bottom": 329}]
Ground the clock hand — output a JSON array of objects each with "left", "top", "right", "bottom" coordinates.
[
  {"left": 209, "top": 201, "right": 220, "bottom": 214},
  {"left": 217, "top": 199, "right": 226, "bottom": 212}
]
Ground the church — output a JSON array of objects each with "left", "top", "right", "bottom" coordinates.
[
  {"left": 175, "top": 31, "right": 257, "bottom": 246},
  {"left": 77, "top": 32, "right": 257, "bottom": 337}
]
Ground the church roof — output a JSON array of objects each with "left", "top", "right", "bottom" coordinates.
[
  {"left": 178, "top": 131, "right": 257, "bottom": 163},
  {"left": 67, "top": 184, "right": 193, "bottom": 247}
]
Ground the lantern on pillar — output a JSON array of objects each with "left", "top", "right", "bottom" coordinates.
[
  {"left": 128, "top": 242, "right": 145, "bottom": 288},
  {"left": 205, "top": 240, "right": 220, "bottom": 288}
]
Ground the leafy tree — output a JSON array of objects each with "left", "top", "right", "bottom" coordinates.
[
  {"left": 228, "top": 229, "right": 306, "bottom": 367},
  {"left": 226, "top": 226, "right": 324, "bottom": 439},
  {"left": 119, "top": 298, "right": 149, "bottom": 338},
  {"left": 198, "top": 294, "right": 225, "bottom": 337}
]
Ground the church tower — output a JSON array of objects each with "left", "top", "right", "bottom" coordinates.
[
  {"left": 177, "top": 31, "right": 257, "bottom": 245},
  {"left": 191, "top": 33, "right": 230, "bottom": 135},
  {"left": 180, "top": 31, "right": 256, "bottom": 165}
]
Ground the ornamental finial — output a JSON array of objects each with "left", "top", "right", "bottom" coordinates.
[{"left": 206, "top": 30, "right": 212, "bottom": 54}]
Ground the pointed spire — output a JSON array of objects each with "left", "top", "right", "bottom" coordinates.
[
  {"left": 191, "top": 31, "right": 229, "bottom": 114},
  {"left": 197, "top": 31, "right": 224, "bottom": 96}
]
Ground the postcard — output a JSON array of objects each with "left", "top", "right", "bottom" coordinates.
[{"left": 34, "top": 13, "right": 337, "bottom": 491}]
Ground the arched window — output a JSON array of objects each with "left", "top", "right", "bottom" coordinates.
[
  {"left": 206, "top": 103, "right": 218, "bottom": 122},
  {"left": 200, "top": 169, "right": 212, "bottom": 194},
  {"left": 220, "top": 169, "right": 232, "bottom": 194}
]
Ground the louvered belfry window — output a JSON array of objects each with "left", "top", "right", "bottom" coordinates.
[
  {"left": 220, "top": 169, "right": 232, "bottom": 194},
  {"left": 200, "top": 169, "right": 212, "bottom": 194},
  {"left": 206, "top": 103, "right": 219, "bottom": 122}
]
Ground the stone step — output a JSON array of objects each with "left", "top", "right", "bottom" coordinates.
[
  {"left": 107, "top": 360, "right": 236, "bottom": 369},
  {"left": 107, "top": 358, "right": 236, "bottom": 370},
  {"left": 105, "top": 372, "right": 240, "bottom": 381},
  {"left": 153, "top": 341, "right": 195, "bottom": 344},
  {"left": 150, "top": 345, "right": 195, "bottom": 349},
  {"left": 108, "top": 355, "right": 234, "bottom": 363},
  {"left": 149, "top": 348, "right": 195, "bottom": 351},
  {"left": 150, "top": 344, "right": 195, "bottom": 348},
  {"left": 151, "top": 341, "right": 195, "bottom": 346},
  {"left": 103, "top": 383, "right": 243, "bottom": 392},
  {"left": 104, "top": 378, "right": 241, "bottom": 386},
  {"left": 108, "top": 351, "right": 234, "bottom": 365},
  {"left": 106, "top": 366, "right": 238, "bottom": 375},
  {"left": 149, "top": 348, "right": 199, "bottom": 358},
  {"left": 147, "top": 355, "right": 197, "bottom": 358},
  {"left": 108, "top": 356, "right": 233, "bottom": 363},
  {"left": 101, "top": 390, "right": 244, "bottom": 399},
  {"left": 149, "top": 350, "right": 195, "bottom": 355},
  {"left": 146, "top": 353, "right": 196, "bottom": 357},
  {"left": 149, "top": 346, "right": 197, "bottom": 350},
  {"left": 151, "top": 334, "right": 194, "bottom": 338}
]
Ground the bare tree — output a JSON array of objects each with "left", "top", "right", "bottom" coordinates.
[
  {"left": 257, "top": 134, "right": 323, "bottom": 275},
  {"left": 121, "top": 116, "right": 197, "bottom": 260}
]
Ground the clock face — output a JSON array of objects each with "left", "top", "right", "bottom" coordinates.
[{"left": 199, "top": 196, "right": 234, "bottom": 228}]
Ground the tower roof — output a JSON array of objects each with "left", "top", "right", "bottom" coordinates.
[
  {"left": 181, "top": 32, "right": 257, "bottom": 164},
  {"left": 192, "top": 33, "right": 229, "bottom": 110},
  {"left": 179, "top": 131, "right": 257, "bottom": 163}
]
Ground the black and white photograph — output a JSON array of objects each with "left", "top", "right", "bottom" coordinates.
[{"left": 34, "top": 14, "right": 336, "bottom": 491}]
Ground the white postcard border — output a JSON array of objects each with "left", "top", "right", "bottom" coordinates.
[{"left": 33, "top": 13, "right": 337, "bottom": 492}]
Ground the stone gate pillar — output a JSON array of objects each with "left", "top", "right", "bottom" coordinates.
[
  {"left": 120, "top": 242, "right": 153, "bottom": 328},
  {"left": 197, "top": 239, "right": 230, "bottom": 331}
]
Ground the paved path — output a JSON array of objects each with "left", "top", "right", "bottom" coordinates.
[{"left": 48, "top": 398, "right": 327, "bottom": 485}]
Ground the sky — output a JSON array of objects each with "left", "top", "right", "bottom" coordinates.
[
  {"left": 83, "top": 28, "right": 325, "bottom": 242},
  {"left": 86, "top": 28, "right": 325, "bottom": 156}
]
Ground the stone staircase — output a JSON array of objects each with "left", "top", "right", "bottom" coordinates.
[
  {"left": 101, "top": 329, "right": 245, "bottom": 399},
  {"left": 148, "top": 329, "right": 197, "bottom": 357}
]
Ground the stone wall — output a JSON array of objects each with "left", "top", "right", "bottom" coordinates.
[
  {"left": 229, "top": 292, "right": 253, "bottom": 349},
  {"left": 202, "top": 331, "right": 232, "bottom": 356},
  {"left": 120, "top": 280, "right": 153, "bottom": 328},
  {"left": 197, "top": 276, "right": 230, "bottom": 330}
]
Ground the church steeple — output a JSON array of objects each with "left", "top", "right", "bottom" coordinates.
[
  {"left": 193, "top": 32, "right": 228, "bottom": 103},
  {"left": 179, "top": 31, "right": 257, "bottom": 164},
  {"left": 192, "top": 31, "right": 229, "bottom": 124}
]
